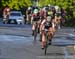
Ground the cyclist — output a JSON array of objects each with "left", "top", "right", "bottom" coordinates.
[
  {"left": 53, "top": 13, "right": 61, "bottom": 29},
  {"left": 32, "top": 8, "right": 40, "bottom": 36},
  {"left": 46, "top": 8, "right": 53, "bottom": 22},
  {"left": 40, "top": 16, "right": 56, "bottom": 49},
  {"left": 26, "top": 7, "right": 32, "bottom": 24},
  {"left": 3, "top": 6, "right": 10, "bottom": 24},
  {"left": 39, "top": 7, "right": 47, "bottom": 41}
]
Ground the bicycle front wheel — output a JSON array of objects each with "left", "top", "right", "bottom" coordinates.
[
  {"left": 44, "top": 41, "right": 48, "bottom": 55},
  {"left": 44, "top": 32, "right": 49, "bottom": 55}
]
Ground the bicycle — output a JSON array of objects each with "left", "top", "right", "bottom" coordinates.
[{"left": 42, "top": 28, "right": 52, "bottom": 55}]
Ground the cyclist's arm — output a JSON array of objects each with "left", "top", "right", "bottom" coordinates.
[{"left": 41, "top": 19, "right": 46, "bottom": 25}]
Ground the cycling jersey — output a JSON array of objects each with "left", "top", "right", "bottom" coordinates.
[
  {"left": 28, "top": 10, "right": 32, "bottom": 15},
  {"left": 41, "top": 19, "right": 52, "bottom": 29},
  {"left": 47, "top": 11, "right": 53, "bottom": 16},
  {"left": 44, "top": 21, "right": 52, "bottom": 29},
  {"left": 32, "top": 13, "right": 40, "bottom": 21}
]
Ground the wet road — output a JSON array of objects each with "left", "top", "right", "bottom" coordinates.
[{"left": 0, "top": 24, "right": 75, "bottom": 59}]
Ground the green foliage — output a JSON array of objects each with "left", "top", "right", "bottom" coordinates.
[
  {"left": 1, "top": 0, "right": 32, "bottom": 10},
  {"left": 0, "top": 0, "right": 75, "bottom": 27},
  {"left": 39, "top": 0, "right": 75, "bottom": 9}
]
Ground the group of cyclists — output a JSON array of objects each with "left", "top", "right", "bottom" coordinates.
[
  {"left": 2, "top": 5, "right": 66, "bottom": 49},
  {"left": 27, "top": 5, "right": 66, "bottom": 49}
]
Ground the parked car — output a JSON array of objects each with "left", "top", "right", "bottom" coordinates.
[{"left": 8, "top": 11, "right": 25, "bottom": 24}]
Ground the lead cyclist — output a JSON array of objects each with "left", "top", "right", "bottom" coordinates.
[{"left": 40, "top": 16, "right": 56, "bottom": 49}]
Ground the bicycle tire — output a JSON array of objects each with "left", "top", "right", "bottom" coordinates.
[
  {"left": 44, "top": 41, "right": 48, "bottom": 55},
  {"left": 44, "top": 33, "right": 48, "bottom": 55}
]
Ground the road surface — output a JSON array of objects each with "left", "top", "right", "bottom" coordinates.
[{"left": 0, "top": 24, "right": 75, "bottom": 59}]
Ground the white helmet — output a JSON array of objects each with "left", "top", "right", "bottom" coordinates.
[
  {"left": 28, "top": 7, "right": 31, "bottom": 10},
  {"left": 33, "top": 9, "right": 38, "bottom": 14},
  {"left": 55, "top": 6, "right": 59, "bottom": 10}
]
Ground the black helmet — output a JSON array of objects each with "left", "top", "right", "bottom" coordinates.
[{"left": 55, "top": 13, "right": 60, "bottom": 17}]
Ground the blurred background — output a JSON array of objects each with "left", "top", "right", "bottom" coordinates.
[{"left": 0, "top": 0, "right": 75, "bottom": 27}]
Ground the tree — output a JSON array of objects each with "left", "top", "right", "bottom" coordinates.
[
  {"left": 1, "top": 0, "right": 32, "bottom": 10},
  {"left": 39, "top": 0, "right": 75, "bottom": 9}
]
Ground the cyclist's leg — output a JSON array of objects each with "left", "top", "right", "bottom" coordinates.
[
  {"left": 37, "top": 20, "right": 40, "bottom": 33},
  {"left": 47, "top": 32, "right": 53, "bottom": 45},
  {"left": 41, "top": 30, "right": 46, "bottom": 49},
  {"left": 39, "top": 25, "right": 42, "bottom": 41},
  {"left": 41, "top": 24, "right": 47, "bottom": 49},
  {"left": 48, "top": 27, "right": 55, "bottom": 45},
  {"left": 39, "top": 21, "right": 43, "bottom": 41},
  {"left": 32, "top": 22, "right": 36, "bottom": 36},
  {"left": 3, "top": 14, "right": 7, "bottom": 24}
]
